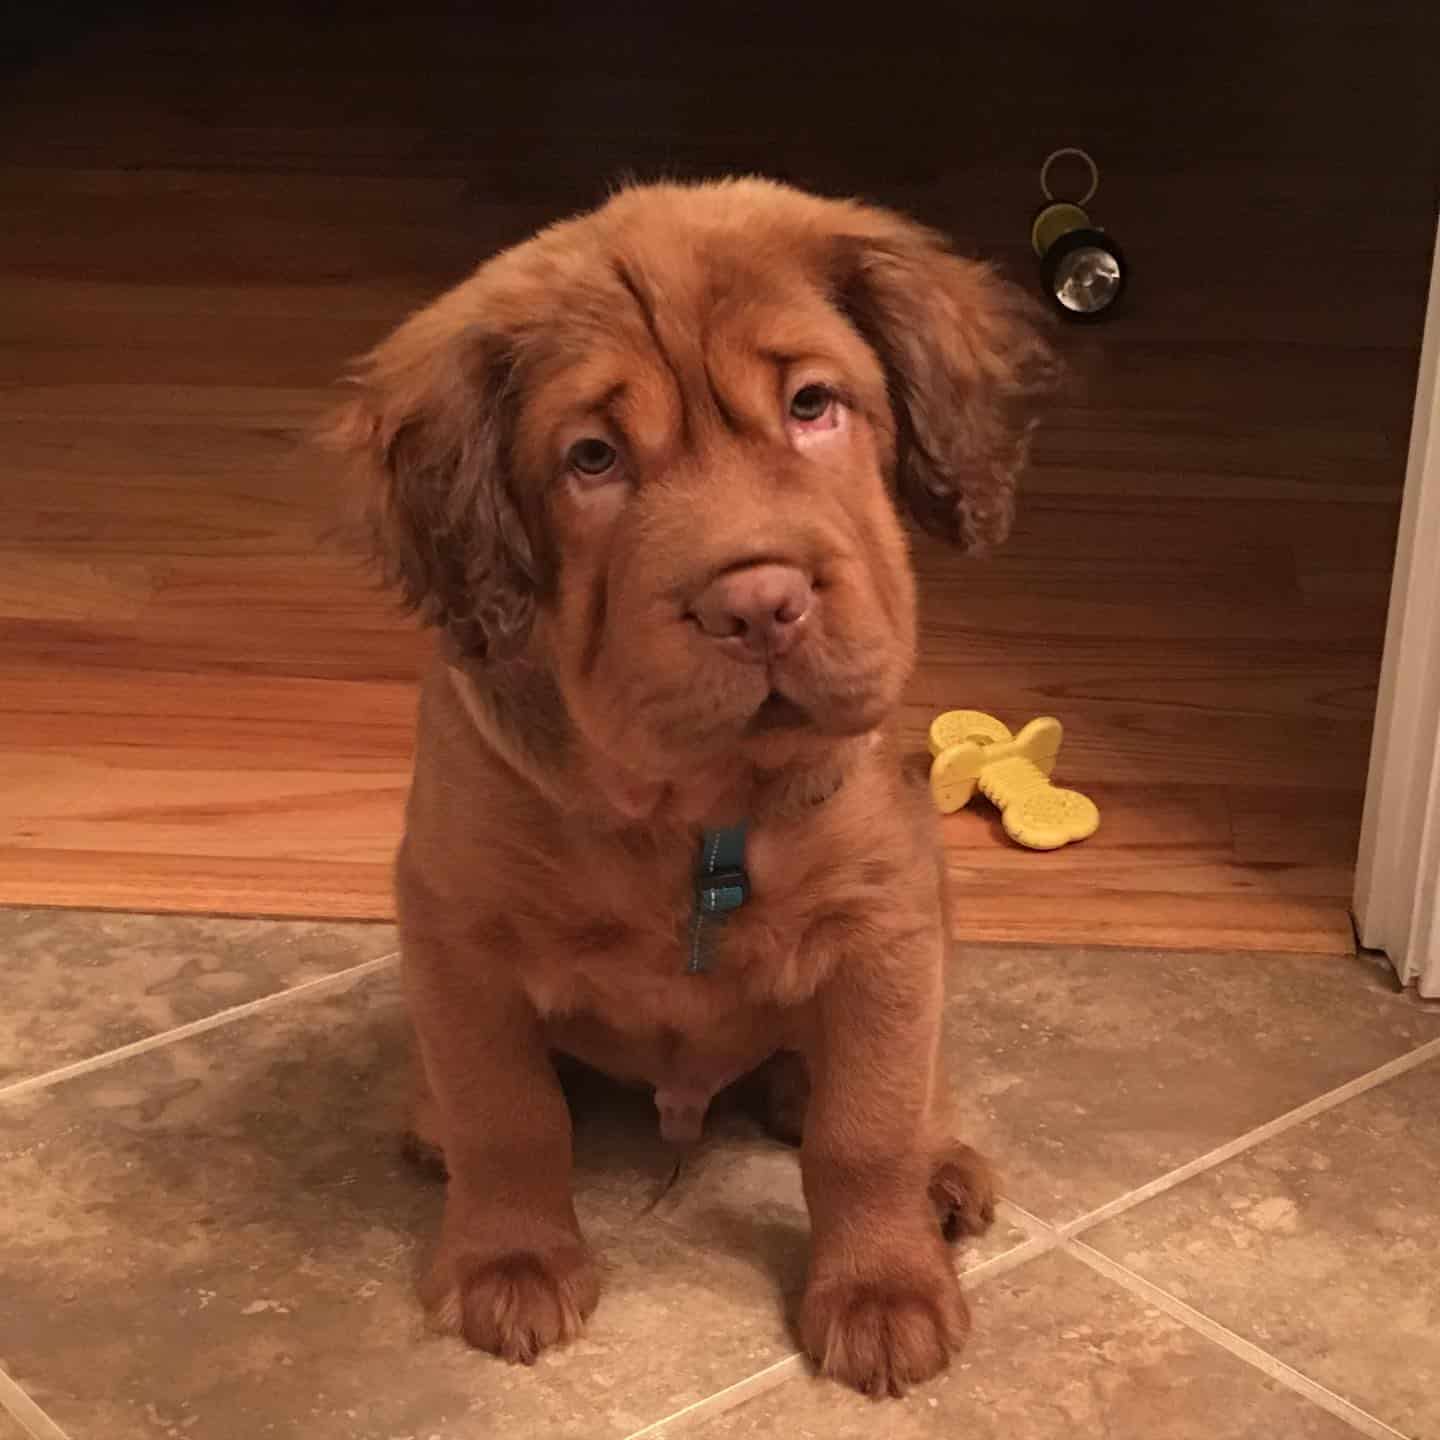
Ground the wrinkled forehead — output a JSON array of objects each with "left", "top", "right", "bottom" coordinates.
[{"left": 509, "top": 238, "right": 888, "bottom": 468}]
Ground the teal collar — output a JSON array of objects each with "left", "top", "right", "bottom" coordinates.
[{"left": 688, "top": 823, "right": 750, "bottom": 974}]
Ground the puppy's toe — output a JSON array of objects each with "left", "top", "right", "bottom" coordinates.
[
  {"left": 426, "top": 1244, "right": 599, "bottom": 1365},
  {"left": 929, "top": 1141, "right": 997, "bottom": 1242},
  {"left": 801, "top": 1264, "right": 969, "bottom": 1397}
]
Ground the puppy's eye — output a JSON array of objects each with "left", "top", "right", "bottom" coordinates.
[
  {"left": 788, "top": 384, "right": 833, "bottom": 423},
  {"left": 566, "top": 437, "right": 618, "bottom": 478}
]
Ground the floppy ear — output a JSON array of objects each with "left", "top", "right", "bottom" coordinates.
[
  {"left": 838, "top": 217, "right": 1061, "bottom": 553},
  {"left": 323, "top": 307, "right": 540, "bottom": 660}
]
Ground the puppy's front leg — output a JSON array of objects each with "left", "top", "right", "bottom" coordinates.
[
  {"left": 405, "top": 923, "right": 597, "bottom": 1364},
  {"left": 799, "top": 937, "right": 968, "bottom": 1396}
]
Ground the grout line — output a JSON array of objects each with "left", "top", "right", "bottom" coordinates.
[
  {"left": 960, "top": 1231, "right": 1057, "bottom": 1288},
  {"left": 0, "top": 952, "right": 399, "bottom": 1105},
  {"left": 1057, "top": 1032, "right": 1440, "bottom": 1240},
  {"left": 1066, "top": 1241, "right": 1411, "bottom": 1440},
  {"left": 0, "top": 1369, "right": 71, "bottom": 1440},
  {"left": 959, "top": 1201, "right": 1061, "bottom": 1289},
  {"left": 621, "top": 1354, "right": 805, "bottom": 1439},
  {"left": 620, "top": 1224, "right": 1059, "bottom": 1440},
  {"left": 993, "top": 1197, "right": 1057, "bottom": 1240}
]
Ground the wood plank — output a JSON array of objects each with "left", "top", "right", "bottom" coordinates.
[
  {"left": 0, "top": 278, "right": 424, "bottom": 387},
  {"left": 949, "top": 892, "right": 1356, "bottom": 955},
  {"left": 0, "top": 849, "right": 396, "bottom": 922},
  {"left": 0, "top": 554, "right": 156, "bottom": 622},
  {"left": 1228, "top": 787, "right": 1366, "bottom": 868},
  {"left": 0, "top": 667, "right": 417, "bottom": 759},
  {"left": 3, "top": 749, "right": 406, "bottom": 862},
  {"left": 0, "top": 169, "right": 511, "bottom": 286}
]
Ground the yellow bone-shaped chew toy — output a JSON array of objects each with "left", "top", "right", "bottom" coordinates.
[{"left": 927, "top": 710, "right": 1100, "bottom": 850}]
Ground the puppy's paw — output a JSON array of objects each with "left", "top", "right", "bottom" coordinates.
[
  {"left": 423, "top": 1242, "right": 599, "bottom": 1364},
  {"left": 800, "top": 1260, "right": 970, "bottom": 1396},
  {"left": 929, "top": 1141, "right": 997, "bottom": 1242}
]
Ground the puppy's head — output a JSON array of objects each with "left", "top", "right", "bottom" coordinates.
[{"left": 329, "top": 179, "right": 1057, "bottom": 793}]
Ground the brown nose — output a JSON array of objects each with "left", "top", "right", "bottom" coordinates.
[{"left": 690, "top": 564, "right": 813, "bottom": 661}]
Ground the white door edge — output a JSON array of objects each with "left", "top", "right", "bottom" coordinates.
[{"left": 1355, "top": 213, "right": 1440, "bottom": 998}]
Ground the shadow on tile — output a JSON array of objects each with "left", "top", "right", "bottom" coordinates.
[{"left": 653, "top": 1111, "right": 1033, "bottom": 1306}]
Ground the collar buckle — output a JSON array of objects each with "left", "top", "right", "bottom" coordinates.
[
  {"left": 688, "top": 823, "right": 751, "bottom": 974},
  {"left": 697, "top": 867, "right": 749, "bottom": 916}
]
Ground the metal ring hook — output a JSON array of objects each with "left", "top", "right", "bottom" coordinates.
[{"left": 1040, "top": 147, "right": 1100, "bottom": 208}]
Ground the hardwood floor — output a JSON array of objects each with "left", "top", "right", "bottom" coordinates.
[{"left": 2, "top": 5, "right": 1435, "bottom": 952}]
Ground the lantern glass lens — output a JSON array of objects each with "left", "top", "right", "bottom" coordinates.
[{"left": 1054, "top": 245, "right": 1121, "bottom": 313}]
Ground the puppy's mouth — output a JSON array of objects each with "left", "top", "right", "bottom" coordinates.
[{"left": 748, "top": 690, "right": 812, "bottom": 732}]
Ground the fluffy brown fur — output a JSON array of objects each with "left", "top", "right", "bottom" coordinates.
[{"left": 326, "top": 178, "right": 1056, "bottom": 1395}]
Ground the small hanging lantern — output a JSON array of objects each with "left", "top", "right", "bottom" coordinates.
[{"left": 1032, "top": 148, "right": 1126, "bottom": 320}]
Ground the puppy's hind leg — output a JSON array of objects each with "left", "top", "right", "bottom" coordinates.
[
  {"left": 751, "top": 1049, "right": 810, "bottom": 1147},
  {"left": 402, "top": 1056, "right": 449, "bottom": 1182}
]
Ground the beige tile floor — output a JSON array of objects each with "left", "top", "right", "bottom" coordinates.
[{"left": 1, "top": 908, "right": 1437, "bottom": 1440}]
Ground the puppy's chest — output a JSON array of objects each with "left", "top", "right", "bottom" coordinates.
[
  {"left": 526, "top": 874, "right": 805, "bottom": 1126},
  {"left": 517, "top": 832, "right": 821, "bottom": 1030}
]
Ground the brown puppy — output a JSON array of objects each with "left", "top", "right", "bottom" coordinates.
[{"left": 328, "top": 179, "right": 1055, "bottom": 1396}]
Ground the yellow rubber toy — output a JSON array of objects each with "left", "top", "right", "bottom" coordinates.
[{"left": 928, "top": 710, "right": 1100, "bottom": 851}]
